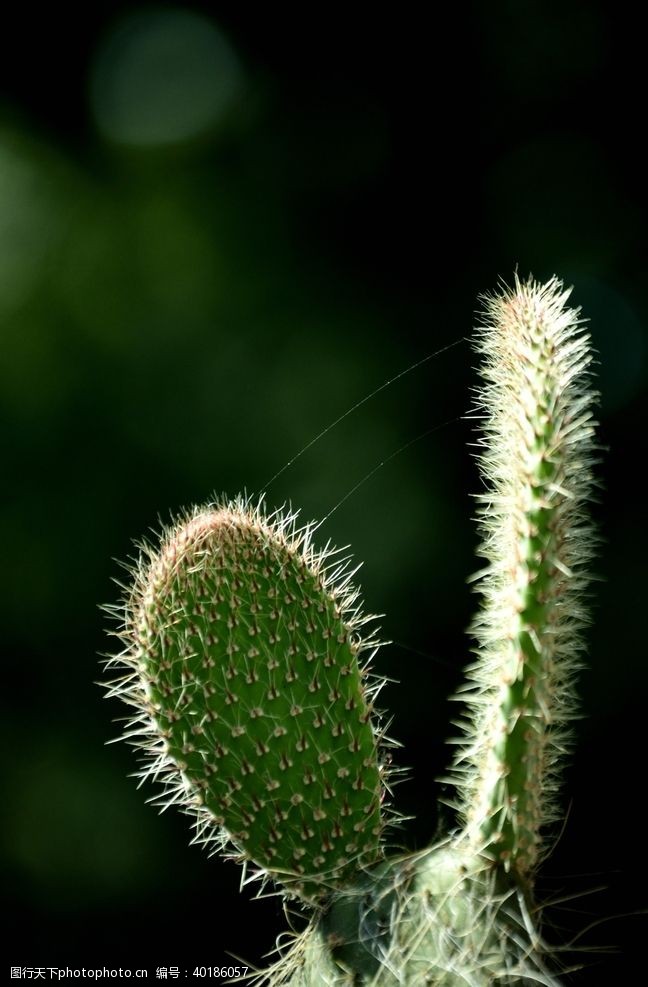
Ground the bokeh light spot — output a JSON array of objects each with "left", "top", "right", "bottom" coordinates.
[{"left": 90, "top": 8, "right": 243, "bottom": 147}]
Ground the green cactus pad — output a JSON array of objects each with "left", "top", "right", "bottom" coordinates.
[{"left": 106, "top": 499, "right": 387, "bottom": 901}]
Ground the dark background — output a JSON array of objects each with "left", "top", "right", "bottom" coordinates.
[{"left": 2, "top": 3, "right": 646, "bottom": 983}]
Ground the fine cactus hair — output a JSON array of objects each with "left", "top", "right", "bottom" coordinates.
[{"left": 102, "top": 274, "right": 599, "bottom": 984}]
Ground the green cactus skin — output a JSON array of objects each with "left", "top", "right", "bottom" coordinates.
[
  {"left": 448, "top": 276, "right": 597, "bottom": 884},
  {"left": 104, "top": 498, "right": 392, "bottom": 902}
]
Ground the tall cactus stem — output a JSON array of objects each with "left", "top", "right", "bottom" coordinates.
[{"left": 450, "top": 275, "right": 597, "bottom": 882}]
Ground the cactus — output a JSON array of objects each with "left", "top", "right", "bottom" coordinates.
[{"left": 103, "top": 275, "right": 597, "bottom": 984}]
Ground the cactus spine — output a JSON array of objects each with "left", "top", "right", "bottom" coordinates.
[{"left": 103, "top": 275, "right": 598, "bottom": 984}]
